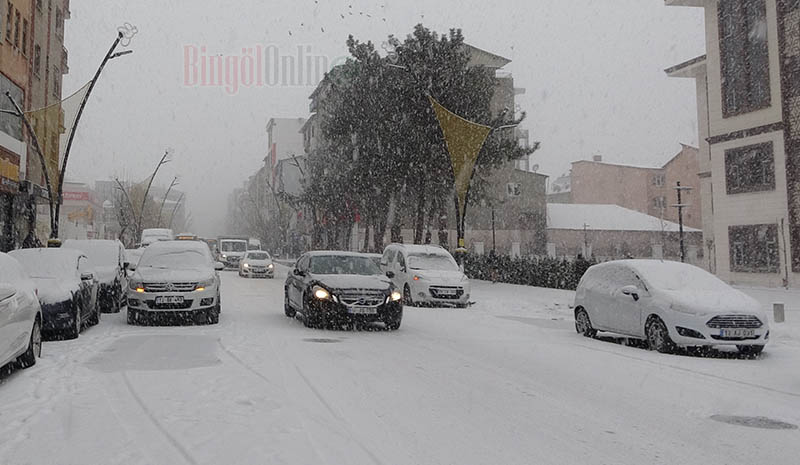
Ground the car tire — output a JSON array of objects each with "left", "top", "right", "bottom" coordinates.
[
  {"left": 574, "top": 307, "right": 597, "bottom": 338},
  {"left": 284, "top": 289, "right": 296, "bottom": 318},
  {"left": 127, "top": 308, "right": 138, "bottom": 325},
  {"left": 403, "top": 284, "right": 414, "bottom": 307},
  {"left": 207, "top": 304, "right": 220, "bottom": 325},
  {"left": 646, "top": 316, "right": 675, "bottom": 354},
  {"left": 736, "top": 344, "right": 764, "bottom": 356},
  {"left": 64, "top": 300, "right": 81, "bottom": 340},
  {"left": 16, "top": 318, "right": 41, "bottom": 369}
]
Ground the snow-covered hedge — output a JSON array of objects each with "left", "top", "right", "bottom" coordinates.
[{"left": 463, "top": 254, "right": 596, "bottom": 290}]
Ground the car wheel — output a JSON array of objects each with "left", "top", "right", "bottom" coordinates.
[
  {"left": 207, "top": 304, "right": 220, "bottom": 325},
  {"left": 403, "top": 284, "right": 414, "bottom": 307},
  {"left": 646, "top": 316, "right": 675, "bottom": 354},
  {"left": 284, "top": 289, "right": 296, "bottom": 318},
  {"left": 64, "top": 301, "right": 81, "bottom": 340},
  {"left": 574, "top": 307, "right": 597, "bottom": 338},
  {"left": 16, "top": 318, "right": 41, "bottom": 369},
  {"left": 127, "top": 308, "right": 138, "bottom": 325},
  {"left": 736, "top": 344, "right": 764, "bottom": 356}
]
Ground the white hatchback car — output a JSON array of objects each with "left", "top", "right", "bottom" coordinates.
[
  {"left": 0, "top": 253, "right": 43, "bottom": 370},
  {"left": 574, "top": 260, "right": 769, "bottom": 355},
  {"left": 238, "top": 250, "right": 275, "bottom": 278},
  {"left": 380, "top": 244, "right": 470, "bottom": 307}
]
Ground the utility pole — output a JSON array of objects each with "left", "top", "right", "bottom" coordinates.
[
  {"left": 672, "top": 181, "right": 693, "bottom": 263},
  {"left": 582, "top": 223, "right": 590, "bottom": 258},
  {"left": 491, "top": 207, "right": 496, "bottom": 253}
]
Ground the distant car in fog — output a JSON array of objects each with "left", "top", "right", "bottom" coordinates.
[
  {"left": 574, "top": 260, "right": 769, "bottom": 355},
  {"left": 63, "top": 239, "right": 127, "bottom": 313},
  {"left": 239, "top": 250, "right": 275, "bottom": 278},
  {"left": 381, "top": 244, "right": 470, "bottom": 308},
  {"left": 285, "top": 251, "right": 403, "bottom": 330},
  {"left": 0, "top": 253, "right": 42, "bottom": 370},
  {"left": 9, "top": 248, "right": 100, "bottom": 340},
  {"left": 127, "top": 241, "right": 223, "bottom": 325},
  {"left": 140, "top": 228, "right": 174, "bottom": 247}
]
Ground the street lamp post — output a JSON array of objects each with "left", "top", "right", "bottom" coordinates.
[{"left": 672, "top": 181, "right": 693, "bottom": 263}]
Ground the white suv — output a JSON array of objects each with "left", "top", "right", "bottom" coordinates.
[
  {"left": 127, "top": 241, "right": 224, "bottom": 325},
  {"left": 380, "top": 244, "right": 470, "bottom": 308}
]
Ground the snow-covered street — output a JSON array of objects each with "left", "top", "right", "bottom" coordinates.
[{"left": 1, "top": 268, "right": 799, "bottom": 465}]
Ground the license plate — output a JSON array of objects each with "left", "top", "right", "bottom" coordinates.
[
  {"left": 155, "top": 296, "right": 184, "bottom": 305},
  {"left": 437, "top": 289, "right": 457, "bottom": 296},
  {"left": 720, "top": 328, "right": 756, "bottom": 338},
  {"left": 350, "top": 306, "right": 377, "bottom": 315}
]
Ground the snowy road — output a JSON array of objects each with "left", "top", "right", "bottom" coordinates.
[{"left": 1, "top": 268, "right": 799, "bottom": 465}]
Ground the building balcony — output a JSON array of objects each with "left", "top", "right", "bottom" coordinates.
[{"left": 62, "top": 46, "right": 69, "bottom": 74}]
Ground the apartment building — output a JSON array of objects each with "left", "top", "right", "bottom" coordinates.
[{"left": 667, "top": 0, "right": 800, "bottom": 287}]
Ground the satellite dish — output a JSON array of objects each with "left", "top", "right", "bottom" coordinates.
[{"left": 532, "top": 164, "right": 539, "bottom": 172}]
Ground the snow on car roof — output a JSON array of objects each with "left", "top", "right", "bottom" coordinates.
[
  {"left": 305, "top": 250, "right": 371, "bottom": 257},
  {"left": 597, "top": 259, "right": 730, "bottom": 292},
  {"left": 8, "top": 248, "right": 84, "bottom": 278},
  {"left": 387, "top": 244, "right": 451, "bottom": 255},
  {"left": 144, "top": 240, "right": 209, "bottom": 254},
  {"left": 546, "top": 203, "right": 700, "bottom": 232}
]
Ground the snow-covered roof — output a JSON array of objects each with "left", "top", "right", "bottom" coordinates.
[{"left": 546, "top": 203, "right": 700, "bottom": 232}]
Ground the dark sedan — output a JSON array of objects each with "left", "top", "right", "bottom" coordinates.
[{"left": 284, "top": 251, "right": 403, "bottom": 330}]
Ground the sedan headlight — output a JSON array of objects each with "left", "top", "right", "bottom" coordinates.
[
  {"left": 313, "top": 285, "right": 331, "bottom": 300},
  {"left": 196, "top": 278, "right": 215, "bottom": 291},
  {"left": 268, "top": 263, "right": 274, "bottom": 269},
  {"left": 390, "top": 290, "right": 402, "bottom": 302},
  {"left": 129, "top": 280, "right": 144, "bottom": 292}
]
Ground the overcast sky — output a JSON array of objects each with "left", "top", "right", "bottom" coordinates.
[{"left": 62, "top": 0, "right": 706, "bottom": 237}]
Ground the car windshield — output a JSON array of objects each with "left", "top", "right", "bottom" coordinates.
[
  {"left": 221, "top": 241, "right": 247, "bottom": 252},
  {"left": 138, "top": 249, "right": 209, "bottom": 270},
  {"left": 637, "top": 263, "right": 733, "bottom": 292},
  {"left": 246, "top": 252, "right": 270, "bottom": 260},
  {"left": 309, "top": 255, "right": 381, "bottom": 275},
  {"left": 408, "top": 253, "right": 459, "bottom": 271}
]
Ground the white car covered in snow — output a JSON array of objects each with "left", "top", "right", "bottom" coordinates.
[
  {"left": 127, "top": 241, "right": 224, "bottom": 325},
  {"left": 238, "top": 250, "right": 275, "bottom": 278},
  {"left": 381, "top": 244, "right": 470, "bottom": 307},
  {"left": 0, "top": 253, "right": 42, "bottom": 370},
  {"left": 574, "top": 260, "right": 769, "bottom": 355}
]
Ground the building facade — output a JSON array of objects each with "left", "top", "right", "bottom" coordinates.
[{"left": 667, "top": 0, "right": 800, "bottom": 287}]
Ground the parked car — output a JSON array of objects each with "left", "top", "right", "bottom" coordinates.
[
  {"left": 63, "top": 239, "right": 127, "bottom": 313},
  {"left": 285, "top": 251, "right": 403, "bottom": 329},
  {"left": 238, "top": 250, "right": 275, "bottom": 278},
  {"left": 0, "top": 253, "right": 43, "bottom": 370},
  {"left": 127, "top": 241, "right": 223, "bottom": 325},
  {"left": 9, "top": 248, "right": 100, "bottom": 340},
  {"left": 380, "top": 244, "right": 470, "bottom": 307},
  {"left": 574, "top": 259, "right": 770, "bottom": 355}
]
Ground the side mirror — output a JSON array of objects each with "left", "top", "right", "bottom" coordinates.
[
  {"left": 81, "top": 272, "right": 94, "bottom": 281},
  {"left": 214, "top": 262, "right": 225, "bottom": 271},
  {"left": 128, "top": 264, "right": 136, "bottom": 272},
  {"left": 386, "top": 271, "right": 395, "bottom": 279},
  {"left": 0, "top": 284, "right": 16, "bottom": 302},
  {"left": 123, "top": 261, "right": 131, "bottom": 270},
  {"left": 293, "top": 269, "right": 305, "bottom": 277},
  {"left": 620, "top": 285, "right": 640, "bottom": 301}
]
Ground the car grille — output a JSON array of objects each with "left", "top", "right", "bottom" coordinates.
[
  {"left": 146, "top": 299, "right": 194, "bottom": 310},
  {"left": 338, "top": 290, "right": 386, "bottom": 307},
  {"left": 143, "top": 282, "right": 198, "bottom": 293},
  {"left": 429, "top": 286, "right": 464, "bottom": 300},
  {"left": 706, "top": 315, "right": 763, "bottom": 329}
]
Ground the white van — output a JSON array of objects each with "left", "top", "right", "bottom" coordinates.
[{"left": 380, "top": 244, "right": 470, "bottom": 307}]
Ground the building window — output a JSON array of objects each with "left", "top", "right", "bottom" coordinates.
[
  {"left": 55, "top": 7, "right": 62, "bottom": 36},
  {"left": 52, "top": 66, "right": 59, "bottom": 97},
  {"left": 33, "top": 44, "right": 41, "bottom": 76},
  {"left": 4, "top": 2, "right": 10, "bottom": 42},
  {"left": 506, "top": 183, "right": 522, "bottom": 198},
  {"left": 652, "top": 174, "right": 665, "bottom": 186},
  {"left": 729, "top": 224, "right": 779, "bottom": 273},
  {"left": 718, "top": 0, "right": 771, "bottom": 117},
  {"left": 21, "top": 18, "right": 27, "bottom": 55},
  {"left": 724, "top": 142, "right": 775, "bottom": 194},
  {"left": 13, "top": 9, "right": 19, "bottom": 48},
  {"left": 653, "top": 196, "right": 667, "bottom": 209},
  {"left": 36, "top": 0, "right": 42, "bottom": 12}
]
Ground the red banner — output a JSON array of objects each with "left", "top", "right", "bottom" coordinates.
[{"left": 63, "top": 191, "right": 89, "bottom": 201}]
